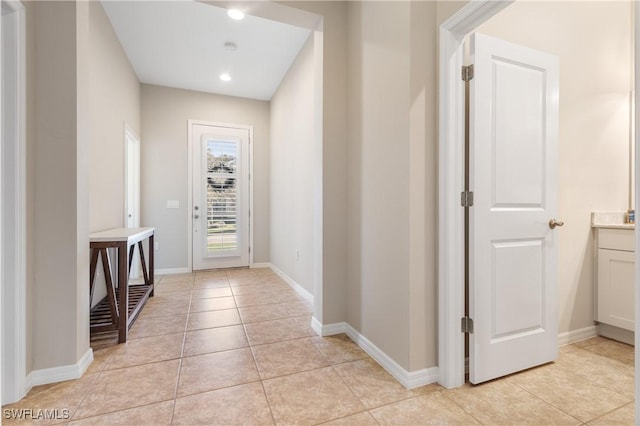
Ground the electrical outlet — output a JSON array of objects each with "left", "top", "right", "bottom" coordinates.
[{"left": 154, "top": 242, "right": 159, "bottom": 251}]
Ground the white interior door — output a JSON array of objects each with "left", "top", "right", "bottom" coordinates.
[
  {"left": 468, "top": 32, "right": 560, "bottom": 384},
  {"left": 125, "top": 127, "right": 141, "bottom": 278},
  {"left": 192, "top": 123, "right": 250, "bottom": 270}
]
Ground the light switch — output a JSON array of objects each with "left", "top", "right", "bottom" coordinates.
[{"left": 167, "top": 200, "right": 180, "bottom": 209}]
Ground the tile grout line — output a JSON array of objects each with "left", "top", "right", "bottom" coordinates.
[
  {"left": 438, "top": 390, "right": 488, "bottom": 425},
  {"left": 70, "top": 398, "right": 177, "bottom": 424},
  {"left": 585, "top": 400, "right": 635, "bottom": 424},
  {"left": 168, "top": 276, "right": 196, "bottom": 426},
  {"left": 505, "top": 374, "right": 593, "bottom": 424},
  {"left": 64, "top": 367, "right": 104, "bottom": 422},
  {"left": 225, "top": 271, "right": 278, "bottom": 426}
]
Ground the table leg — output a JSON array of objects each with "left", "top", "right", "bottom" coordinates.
[
  {"left": 89, "top": 248, "right": 99, "bottom": 306},
  {"left": 138, "top": 241, "right": 149, "bottom": 285},
  {"left": 101, "top": 248, "right": 119, "bottom": 324},
  {"left": 128, "top": 244, "right": 135, "bottom": 275},
  {"left": 149, "top": 233, "right": 155, "bottom": 296},
  {"left": 117, "top": 241, "right": 129, "bottom": 343}
]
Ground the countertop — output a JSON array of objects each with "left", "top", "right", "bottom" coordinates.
[{"left": 591, "top": 212, "right": 635, "bottom": 230}]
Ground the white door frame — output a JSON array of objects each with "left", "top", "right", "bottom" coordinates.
[
  {"left": 439, "top": 2, "right": 640, "bottom": 421},
  {"left": 1, "top": 0, "right": 27, "bottom": 405},
  {"left": 634, "top": 3, "right": 640, "bottom": 424},
  {"left": 124, "top": 124, "right": 141, "bottom": 278},
  {"left": 187, "top": 120, "right": 254, "bottom": 271},
  {"left": 123, "top": 124, "right": 140, "bottom": 228},
  {"left": 437, "top": 0, "right": 514, "bottom": 390}
]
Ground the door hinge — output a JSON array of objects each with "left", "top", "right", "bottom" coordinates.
[
  {"left": 461, "top": 317, "right": 474, "bottom": 334},
  {"left": 462, "top": 64, "right": 474, "bottom": 82},
  {"left": 461, "top": 191, "right": 474, "bottom": 207}
]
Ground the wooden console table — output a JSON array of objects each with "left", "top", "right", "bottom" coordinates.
[{"left": 89, "top": 227, "right": 154, "bottom": 343}]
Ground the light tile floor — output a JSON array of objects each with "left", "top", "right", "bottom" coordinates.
[{"left": 3, "top": 268, "right": 635, "bottom": 425}]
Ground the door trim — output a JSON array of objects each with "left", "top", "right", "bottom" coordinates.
[
  {"left": 1, "top": 0, "right": 27, "bottom": 404},
  {"left": 634, "top": 4, "right": 640, "bottom": 424},
  {"left": 124, "top": 124, "right": 141, "bottom": 278},
  {"left": 187, "top": 120, "right": 254, "bottom": 271},
  {"left": 437, "top": 0, "right": 514, "bottom": 389}
]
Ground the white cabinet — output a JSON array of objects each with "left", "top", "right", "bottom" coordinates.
[{"left": 596, "top": 228, "right": 635, "bottom": 332}]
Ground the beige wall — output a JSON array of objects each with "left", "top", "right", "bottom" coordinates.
[
  {"left": 88, "top": 1, "right": 140, "bottom": 233},
  {"left": 29, "top": 0, "right": 90, "bottom": 370},
  {"left": 25, "top": 0, "right": 140, "bottom": 375},
  {"left": 345, "top": 1, "right": 437, "bottom": 371},
  {"left": 270, "top": 35, "right": 317, "bottom": 293},
  {"left": 140, "top": 85, "right": 271, "bottom": 269},
  {"left": 477, "top": 1, "right": 633, "bottom": 333},
  {"left": 280, "top": 0, "right": 349, "bottom": 325},
  {"left": 346, "top": 0, "right": 411, "bottom": 368},
  {"left": 86, "top": 1, "right": 141, "bottom": 307},
  {"left": 408, "top": 1, "right": 438, "bottom": 371}
]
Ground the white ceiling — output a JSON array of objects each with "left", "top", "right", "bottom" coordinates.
[{"left": 101, "top": 1, "right": 313, "bottom": 101}]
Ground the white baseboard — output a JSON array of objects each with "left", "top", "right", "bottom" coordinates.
[
  {"left": 311, "top": 316, "right": 324, "bottom": 335},
  {"left": 251, "top": 262, "right": 271, "bottom": 269},
  {"left": 155, "top": 267, "right": 191, "bottom": 275},
  {"left": 557, "top": 325, "right": 599, "bottom": 346},
  {"left": 311, "top": 318, "right": 347, "bottom": 336},
  {"left": 311, "top": 320, "right": 438, "bottom": 389},
  {"left": 343, "top": 323, "right": 438, "bottom": 389},
  {"left": 26, "top": 347, "right": 93, "bottom": 389},
  {"left": 267, "top": 263, "right": 313, "bottom": 303}
]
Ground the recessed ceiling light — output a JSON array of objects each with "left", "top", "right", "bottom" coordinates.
[
  {"left": 219, "top": 73, "right": 231, "bottom": 82},
  {"left": 227, "top": 9, "right": 245, "bottom": 20}
]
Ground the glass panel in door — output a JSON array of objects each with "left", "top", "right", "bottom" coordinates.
[{"left": 205, "top": 140, "right": 239, "bottom": 256}]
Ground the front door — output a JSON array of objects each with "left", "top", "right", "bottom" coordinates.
[
  {"left": 468, "top": 33, "right": 560, "bottom": 384},
  {"left": 191, "top": 123, "right": 250, "bottom": 270}
]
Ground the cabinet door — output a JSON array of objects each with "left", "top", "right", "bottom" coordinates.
[{"left": 597, "top": 248, "right": 635, "bottom": 331}]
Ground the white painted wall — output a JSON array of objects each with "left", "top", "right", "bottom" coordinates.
[
  {"left": 140, "top": 85, "right": 271, "bottom": 270},
  {"left": 270, "top": 35, "right": 317, "bottom": 294},
  {"left": 477, "top": 0, "right": 633, "bottom": 335}
]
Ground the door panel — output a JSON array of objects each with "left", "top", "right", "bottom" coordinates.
[
  {"left": 492, "top": 239, "right": 543, "bottom": 339},
  {"left": 469, "top": 32, "right": 559, "bottom": 384},
  {"left": 597, "top": 249, "right": 635, "bottom": 331},
  {"left": 492, "top": 59, "right": 545, "bottom": 208},
  {"left": 192, "top": 123, "right": 250, "bottom": 270}
]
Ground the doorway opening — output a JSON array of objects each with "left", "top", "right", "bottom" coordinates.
[{"left": 438, "top": 0, "right": 638, "bottom": 399}]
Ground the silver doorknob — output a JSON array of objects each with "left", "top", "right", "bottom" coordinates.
[
  {"left": 549, "top": 218, "right": 564, "bottom": 229},
  {"left": 194, "top": 214, "right": 200, "bottom": 219}
]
